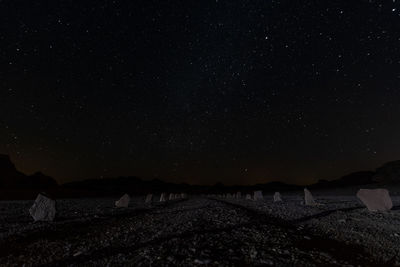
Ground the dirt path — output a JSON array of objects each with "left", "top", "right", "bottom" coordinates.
[{"left": 0, "top": 198, "right": 381, "bottom": 266}]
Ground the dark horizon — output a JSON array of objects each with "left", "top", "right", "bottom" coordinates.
[
  {"left": 1, "top": 1, "right": 400, "bottom": 186},
  {"left": 0, "top": 152, "right": 394, "bottom": 186}
]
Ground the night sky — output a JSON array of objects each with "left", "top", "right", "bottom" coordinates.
[{"left": 1, "top": 1, "right": 400, "bottom": 185}]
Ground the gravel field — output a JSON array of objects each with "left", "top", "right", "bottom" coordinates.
[{"left": 0, "top": 194, "right": 398, "bottom": 266}]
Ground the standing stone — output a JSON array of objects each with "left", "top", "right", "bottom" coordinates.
[
  {"left": 115, "top": 194, "right": 130, "bottom": 208},
  {"left": 304, "top": 188, "right": 316, "bottom": 206},
  {"left": 160, "top": 193, "right": 167, "bottom": 202},
  {"left": 29, "top": 193, "right": 56, "bottom": 222},
  {"left": 181, "top": 193, "right": 187, "bottom": 199},
  {"left": 253, "top": 190, "right": 263, "bottom": 201},
  {"left": 145, "top": 194, "right": 153, "bottom": 203},
  {"left": 273, "top": 192, "right": 282, "bottom": 202},
  {"left": 356, "top": 188, "right": 393, "bottom": 211},
  {"left": 169, "top": 193, "right": 174, "bottom": 200},
  {"left": 245, "top": 194, "right": 252, "bottom": 200},
  {"left": 175, "top": 193, "right": 180, "bottom": 199},
  {"left": 236, "top": 192, "right": 242, "bottom": 199}
]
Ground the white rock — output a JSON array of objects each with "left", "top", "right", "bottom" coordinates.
[
  {"left": 304, "top": 188, "right": 316, "bottom": 206},
  {"left": 245, "top": 194, "right": 252, "bottom": 200},
  {"left": 115, "top": 194, "right": 130, "bottom": 208},
  {"left": 145, "top": 194, "right": 153, "bottom": 203},
  {"left": 29, "top": 193, "right": 56, "bottom": 222},
  {"left": 273, "top": 192, "right": 282, "bottom": 202},
  {"left": 253, "top": 190, "right": 263, "bottom": 201},
  {"left": 160, "top": 193, "right": 167, "bottom": 202},
  {"left": 356, "top": 188, "right": 393, "bottom": 211}
]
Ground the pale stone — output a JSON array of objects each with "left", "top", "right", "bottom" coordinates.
[
  {"left": 29, "top": 193, "right": 56, "bottom": 222},
  {"left": 273, "top": 192, "right": 282, "bottom": 202},
  {"left": 304, "top": 188, "right": 316, "bottom": 206},
  {"left": 253, "top": 190, "right": 263, "bottom": 201},
  {"left": 115, "top": 194, "right": 130, "bottom": 207},
  {"left": 357, "top": 188, "right": 393, "bottom": 211},
  {"left": 245, "top": 194, "right": 252, "bottom": 200},
  {"left": 160, "top": 193, "right": 167, "bottom": 202},
  {"left": 145, "top": 194, "right": 153, "bottom": 203}
]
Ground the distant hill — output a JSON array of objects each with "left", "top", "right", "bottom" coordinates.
[
  {"left": 1, "top": 153, "right": 400, "bottom": 199},
  {"left": 310, "top": 171, "right": 376, "bottom": 189},
  {"left": 0, "top": 154, "right": 27, "bottom": 187},
  {"left": 373, "top": 160, "right": 400, "bottom": 183},
  {"left": 0, "top": 154, "right": 58, "bottom": 199}
]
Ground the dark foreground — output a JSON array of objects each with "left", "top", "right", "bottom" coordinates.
[{"left": 0, "top": 197, "right": 389, "bottom": 266}]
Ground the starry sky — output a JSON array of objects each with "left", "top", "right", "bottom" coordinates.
[{"left": 1, "top": 0, "right": 400, "bottom": 185}]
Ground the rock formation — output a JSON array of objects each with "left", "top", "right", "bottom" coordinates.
[
  {"left": 356, "top": 188, "right": 393, "bottom": 211},
  {"left": 273, "top": 192, "right": 282, "bottom": 202},
  {"left": 253, "top": 190, "right": 263, "bottom": 201},
  {"left": 145, "top": 193, "right": 153, "bottom": 203},
  {"left": 304, "top": 188, "right": 316, "bottom": 206},
  {"left": 29, "top": 193, "right": 56, "bottom": 221},
  {"left": 115, "top": 194, "right": 130, "bottom": 207}
]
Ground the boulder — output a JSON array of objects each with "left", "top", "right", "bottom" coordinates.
[
  {"left": 181, "top": 193, "right": 187, "bottom": 199},
  {"left": 169, "top": 193, "right": 174, "bottom": 200},
  {"left": 115, "top": 194, "right": 130, "bottom": 207},
  {"left": 145, "top": 193, "right": 153, "bottom": 203},
  {"left": 29, "top": 193, "right": 56, "bottom": 222},
  {"left": 253, "top": 190, "right": 263, "bottom": 201},
  {"left": 236, "top": 192, "right": 242, "bottom": 199},
  {"left": 245, "top": 194, "right": 252, "bottom": 200},
  {"left": 273, "top": 192, "right": 282, "bottom": 202},
  {"left": 304, "top": 188, "right": 316, "bottom": 206},
  {"left": 356, "top": 188, "right": 393, "bottom": 211},
  {"left": 174, "top": 193, "right": 180, "bottom": 199},
  {"left": 160, "top": 193, "right": 167, "bottom": 202}
]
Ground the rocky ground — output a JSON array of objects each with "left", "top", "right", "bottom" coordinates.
[{"left": 0, "top": 194, "right": 398, "bottom": 266}]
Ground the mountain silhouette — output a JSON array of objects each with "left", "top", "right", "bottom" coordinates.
[
  {"left": 1, "top": 153, "right": 399, "bottom": 200},
  {"left": 0, "top": 154, "right": 58, "bottom": 199}
]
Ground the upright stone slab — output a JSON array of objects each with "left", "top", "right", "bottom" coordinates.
[
  {"left": 236, "top": 192, "right": 242, "bottom": 199},
  {"left": 356, "top": 189, "right": 393, "bottom": 211},
  {"left": 169, "top": 193, "right": 174, "bottom": 200},
  {"left": 160, "top": 193, "right": 167, "bottom": 202},
  {"left": 273, "top": 192, "right": 282, "bottom": 202},
  {"left": 115, "top": 194, "right": 130, "bottom": 207},
  {"left": 304, "top": 188, "right": 316, "bottom": 206},
  {"left": 253, "top": 190, "right": 263, "bottom": 201},
  {"left": 145, "top": 194, "right": 153, "bottom": 203},
  {"left": 245, "top": 194, "right": 252, "bottom": 200},
  {"left": 29, "top": 193, "right": 56, "bottom": 222}
]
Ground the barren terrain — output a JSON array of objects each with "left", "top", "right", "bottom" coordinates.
[{"left": 0, "top": 193, "right": 399, "bottom": 266}]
